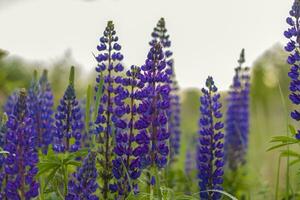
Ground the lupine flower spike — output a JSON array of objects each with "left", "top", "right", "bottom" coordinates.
[
  {"left": 110, "top": 66, "right": 143, "bottom": 198},
  {"left": 94, "top": 21, "right": 126, "bottom": 199},
  {"left": 197, "top": 77, "right": 224, "bottom": 200},
  {"left": 224, "top": 49, "right": 250, "bottom": 170},
  {"left": 136, "top": 42, "right": 171, "bottom": 172},
  {"left": 53, "top": 66, "right": 84, "bottom": 152},
  {"left": 66, "top": 152, "right": 99, "bottom": 200},
  {"left": 27, "top": 70, "right": 54, "bottom": 154},
  {"left": 38, "top": 70, "right": 55, "bottom": 152},
  {"left": 4, "top": 89, "right": 39, "bottom": 199},
  {"left": 284, "top": 0, "right": 300, "bottom": 139},
  {"left": 151, "top": 18, "right": 181, "bottom": 161}
]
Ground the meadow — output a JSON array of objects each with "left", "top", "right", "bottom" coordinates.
[{"left": 0, "top": 1, "right": 299, "bottom": 200}]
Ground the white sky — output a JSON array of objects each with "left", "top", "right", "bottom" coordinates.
[{"left": 0, "top": 0, "right": 291, "bottom": 90}]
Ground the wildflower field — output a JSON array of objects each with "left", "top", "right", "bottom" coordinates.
[{"left": 0, "top": 0, "right": 300, "bottom": 200}]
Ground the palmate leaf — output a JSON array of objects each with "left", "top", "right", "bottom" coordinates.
[{"left": 38, "top": 148, "right": 88, "bottom": 198}]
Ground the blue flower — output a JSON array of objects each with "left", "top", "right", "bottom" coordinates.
[
  {"left": 151, "top": 18, "right": 181, "bottom": 162},
  {"left": 4, "top": 89, "right": 39, "bottom": 200},
  {"left": 285, "top": 0, "right": 300, "bottom": 139},
  {"left": 136, "top": 42, "right": 171, "bottom": 170},
  {"left": 53, "top": 67, "right": 84, "bottom": 153},
  {"left": 110, "top": 66, "right": 142, "bottom": 198},
  {"left": 94, "top": 21, "right": 127, "bottom": 199},
  {"left": 27, "top": 70, "right": 54, "bottom": 154},
  {"left": 224, "top": 49, "right": 250, "bottom": 170},
  {"left": 66, "top": 152, "right": 99, "bottom": 200},
  {"left": 197, "top": 77, "right": 224, "bottom": 200}
]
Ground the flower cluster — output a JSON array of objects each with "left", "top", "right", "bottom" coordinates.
[
  {"left": 224, "top": 49, "right": 250, "bottom": 170},
  {"left": 27, "top": 70, "right": 54, "bottom": 154},
  {"left": 93, "top": 21, "right": 126, "bottom": 198},
  {"left": 53, "top": 67, "right": 84, "bottom": 152},
  {"left": 66, "top": 152, "right": 98, "bottom": 200},
  {"left": 197, "top": 77, "right": 224, "bottom": 200},
  {"left": 285, "top": 0, "right": 300, "bottom": 139},
  {"left": 4, "top": 89, "right": 39, "bottom": 199},
  {"left": 150, "top": 18, "right": 174, "bottom": 74},
  {"left": 136, "top": 42, "right": 171, "bottom": 169},
  {"left": 110, "top": 66, "right": 143, "bottom": 198},
  {"left": 151, "top": 18, "right": 181, "bottom": 161}
]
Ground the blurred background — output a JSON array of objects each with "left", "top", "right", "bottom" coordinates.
[{"left": 0, "top": 0, "right": 297, "bottom": 199}]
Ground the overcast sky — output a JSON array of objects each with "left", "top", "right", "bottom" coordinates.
[{"left": 0, "top": 0, "right": 291, "bottom": 90}]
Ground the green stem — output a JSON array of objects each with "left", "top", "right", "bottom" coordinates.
[
  {"left": 275, "top": 155, "right": 282, "bottom": 200},
  {"left": 63, "top": 165, "right": 68, "bottom": 196},
  {"left": 154, "top": 167, "right": 162, "bottom": 200}
]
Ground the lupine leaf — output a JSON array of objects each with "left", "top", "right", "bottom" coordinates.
[
  {"left": 267, "top": 143, "right": 297, "bottom": 151},
  {"left": 269, "top": 136, "right": 299, "bottom": 143},
  {"left": 280, "top": 149, "right": 300, "bottom": 158}
]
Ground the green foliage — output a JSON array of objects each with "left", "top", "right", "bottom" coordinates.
[{"left": 37, "top": 148, "right": 88, "bottom": 199}]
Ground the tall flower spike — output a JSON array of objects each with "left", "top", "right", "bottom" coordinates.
[
  {"left": 285, "top": 0, "right": 300, "bottom": 139},
  {"left": 94, "top": 21, "right": 126, "bottom": 199},
  {"left": 38, "top": 70, "right": 55, "bottom": 153},
  {"left": 136, "top": 42, "right": 171, "bottom": 170},
  {"left": 27, "top": 70, "right": 54, "bottom": 154},
  {"left": 66, "top": 152, "right": 99, "bottom": 200},
  {"left": 110, "top": 66, "right": 143, "bottom": 198},
  {"left": 224, "top": 49, "right": 250, "bottom": 170},
  {"left": 53, "top": 66, "right": 84, "bottom": 152},
  {"left": 4, "top": 89, "right": 39, "bottom": 199},
  {"left": 197, "top": 77, "right": 224, "bottom": 200},
  {"left": 151, "top": 18, "right": 181, "bottom": 161}
]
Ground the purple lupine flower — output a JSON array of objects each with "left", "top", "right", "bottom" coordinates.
[
  {"left": 136, "top": 42, "right": 171, "bottom": 169},
  {"left": 27, "top": 70, "right": 54, "bottom": 154},
  {"left": 224, "top": 49, "right": 250, "bottom": 170},
  {"left": 66, "top": 152, "right": 99, "bottom": 200},
  {"left": 94, "top": 21, "right": 126, "bottom": 199},
  {"left": 110, "top": 66, "right": 143, "bottom": 198},
  {"left": 3, "top": 91, "right": 18, "bottom": 116},
  {"left": 197, "top": 77, "right": 224, "bottom": 200},
  {"left": 151, "top": 18, "right": 181, "bottom": 161},
  {"left": 53, "top": 66, "right": 84, "bottom": 153},
  {"left": 240, "top": 68, "right": 250, "bottom": 148},
  {"left": 4, "top": 89, "right": 39, "bottom": 200},
  {"left": 150, "top": 18, "right": 174, "bottom": 75},
  {"left": 38, "top": 70, "right": 55, "bottom": 153},
  {"left": 285, "top": 0, "right": 300, "bottom": 139}
]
